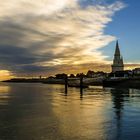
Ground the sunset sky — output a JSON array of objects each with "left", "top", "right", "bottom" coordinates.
[{"left": 0, "top": 0, "right": 140, "bottom": 80}]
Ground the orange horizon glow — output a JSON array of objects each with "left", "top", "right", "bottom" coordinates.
[
  {"left": 0, "top": 70, "right": 14, "bottom": 81},
  {"left": 1, "top": 63, "right": 140, "bottom": 81}
]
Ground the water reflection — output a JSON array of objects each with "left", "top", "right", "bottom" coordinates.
[
  {"left": 80, "top": 88, "right": 83, "bottom": 99},
  {"left": 0, "top": 83, "right": 11, "bottom": 105},
  {"left": 110, "top": 88, "right": 130, "bottom": 140},
  {"left": 0, "top": 83, "right": 140, "bottom": 140},
  {"left": 0, "top": 83, "right": 61, "bottom": 140},
  {"left": 111, "top": 88, "right": 129, "bottom": 120},
  {"left": 52, "top": 87, "right": 108, "bottom": 140}
]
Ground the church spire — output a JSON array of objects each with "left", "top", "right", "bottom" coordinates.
[
  {"left": 112, "top": 40, "right": 124, "bottom": 72},
  {"left": 115, "top": 40, "right": 120, "bottom": 56}
]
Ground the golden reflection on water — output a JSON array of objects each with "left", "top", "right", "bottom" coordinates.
[
  {"left": 0, "top": 83, "right": 11, "bottom": 105},
  {"left": 51, "top": 85, "right": 112, "bottom": 139},
  {"left": 0, "top": 83, "right": 140, "bottom": 140}
]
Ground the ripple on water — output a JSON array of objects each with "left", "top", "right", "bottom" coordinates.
[{"left": 0, "top": 84, "right": 140, "bottom": 140}]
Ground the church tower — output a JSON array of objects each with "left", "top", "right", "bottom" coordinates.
[{"left": 112, "top": 41, "right": 124, "bottom": 72}]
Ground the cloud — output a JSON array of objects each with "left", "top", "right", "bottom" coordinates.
[
  {"left": 0, "top": 0, "right": 126, "bottom": 77},
  {"left": 0, "top": 0, "right": 75, "bottom": 17}
]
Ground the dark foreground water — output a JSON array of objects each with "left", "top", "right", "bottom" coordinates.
[{"left": 0, "top": 83, "right": 140, "bottom": 140}]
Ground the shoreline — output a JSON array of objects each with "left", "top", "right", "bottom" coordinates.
[{"left": 2, "top": 77, "right": 140, "bottom": 89}]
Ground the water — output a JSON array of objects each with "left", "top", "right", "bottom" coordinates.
[{"left": 0, "top": 83, "right": 140, "bottom": 140}]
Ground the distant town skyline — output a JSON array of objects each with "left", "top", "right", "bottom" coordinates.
[{"left": 0, "top": 0, "right": 140, "bottom": 80}]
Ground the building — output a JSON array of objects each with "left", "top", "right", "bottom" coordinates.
[
  {"left": 109, "top": 70, "right": 133, "bottom": 78},
  {"left": 133, "top": 68, "right": 140, "bottom": 75},
  {"left": 112, "top": 41, "right": 124, "bottom": 72}
]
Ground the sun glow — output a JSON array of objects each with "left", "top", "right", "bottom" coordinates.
[{"left": 0, "top": 70, "right": 14, "bottom": 81}]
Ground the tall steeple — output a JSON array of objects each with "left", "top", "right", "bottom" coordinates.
[
  {"left": 112, "top": 41, "right": 124, "bottom": 72},
  {"left": 115, "top": 40, "right": 120, "bottom": 56}
]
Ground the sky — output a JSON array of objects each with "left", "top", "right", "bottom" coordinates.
[{"left": 0, "top": 0, "right": 140, "bottom": 80}]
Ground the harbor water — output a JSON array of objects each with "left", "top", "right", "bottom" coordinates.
[{"left": 0, "top": 82, "right": 140, "bottom": 140}]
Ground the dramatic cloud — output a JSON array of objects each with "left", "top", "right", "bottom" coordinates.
[{"left": 0, "top": 0, "right": 126, "bottom": 78}]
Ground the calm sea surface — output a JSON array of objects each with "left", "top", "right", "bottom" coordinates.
[{"left": 0, "top": 82, "right": 140, "bottom": 140}]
